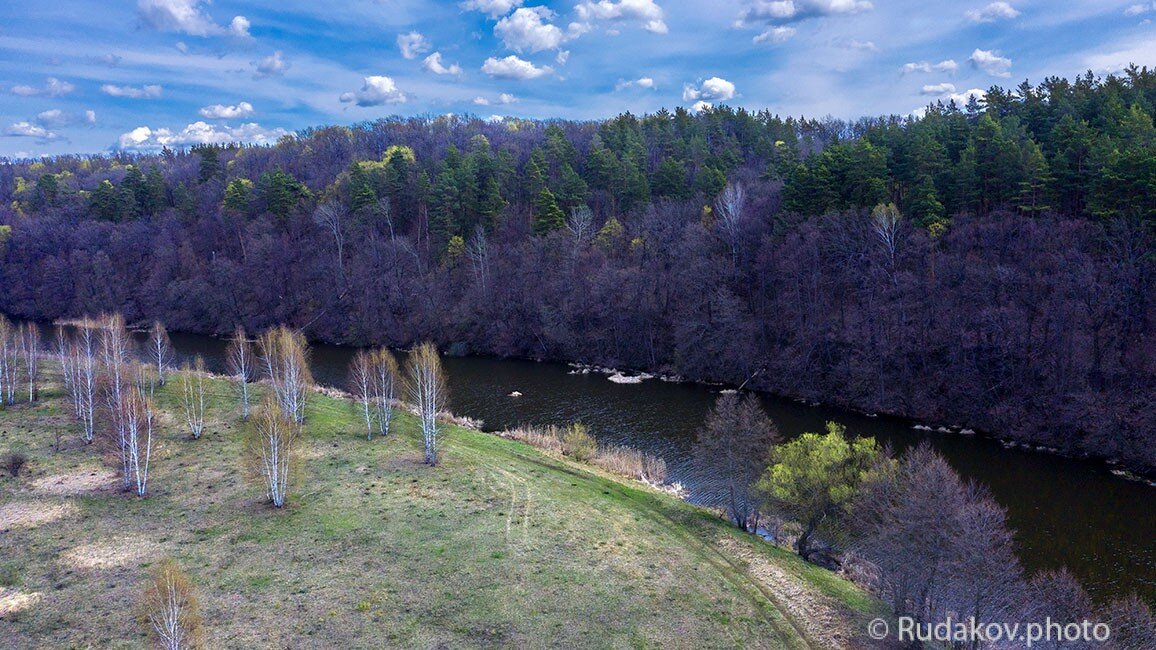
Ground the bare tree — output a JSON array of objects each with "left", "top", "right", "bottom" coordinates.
[
  {"left": 0, "top": 316, "right": 16, "bottom": 405},
  {"left": 113, "top": 381, "right": 155, "bottom": 496},
  {"left": 694, "top": 392, "right": 779, "bottom": 532},
  {"left": 370, "top": 348, "right": 399, "bottom": 438},
  {"left": 870, "top": 202, "right": 902, "bottom": 287},
  {"left": 244, "top": 397, "right": 299, "bottom": 507},
  {"left": 64, "top": 322, "right": 99, "bottom": 444},
  {"left": 149, "top": 321, "right": 175, "bottom": 385},
  {"left": 406, "top": 342, "right": 447, "bottom": 466},
  {"left": 16, "top": 323, "right": 41, "bottom": 402},
  {"left": 565, "top": 205, "right": 595, "bottom": 254},
  {"left": 348, "top": 350, "right": 374, "bottom": 440},
  {"left": 258, "top": 327, "right": 312, "bottom": 424},
  {"left": 714, "top": 182, "right": 746, "bottom": 270},
  {"left": 179, "top": 356, "right": 207, "bottom": 440},
  {"left": 465, "top": 224, "right": 490, "bottom": 295},
  {"left": 100, "top": 314, "right": 134, "bottom": 480},
  {"left": 141, "top": 558, "right": 202, "bottom": 650},
  {"left": 313, "top": 200, "right": 347, "bottom": 282},
  {"left": 225, "top": 326, "right": 254, "bottom": 420}
]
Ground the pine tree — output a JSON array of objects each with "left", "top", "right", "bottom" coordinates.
[{"left": 532, "top": 187, "right": 565, "bottom": 236}]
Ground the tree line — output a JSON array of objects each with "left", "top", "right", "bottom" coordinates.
[{"left": 1, "top": 68, "right": 1154, "bottom": 473}]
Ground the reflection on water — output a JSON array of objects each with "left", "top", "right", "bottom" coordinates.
[{"left": 51, "top": 327, "right": 1156, "bottom": 603}]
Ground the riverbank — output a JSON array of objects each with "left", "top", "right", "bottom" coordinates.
[{"left": 0, "top": 367, "right": 887, "bottom": 648}]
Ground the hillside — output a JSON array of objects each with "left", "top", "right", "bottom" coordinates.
[{"left": 0, "top": 369, "right": 884, "bottom": 648}]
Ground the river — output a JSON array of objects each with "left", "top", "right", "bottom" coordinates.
[{"left": 29, "top": 324, "right": 1156, "bottom": 604}]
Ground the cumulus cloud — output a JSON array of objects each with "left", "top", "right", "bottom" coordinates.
[
  {"left": 966, "top": 2, "right": 1020, "bottom": 22},
  {"left": 615, "top": 76, "right": 656, "bottom": 90},
  {"left": 339, "top": 76, "right": 407, "bottom": 106},
  {"left": 574, "top": 0, "right": 668, "bottom": 34},
  {"left": 252, "top": 51, "right": 289, "bottom": 78},
  {"left": 461, "top": 0, "right": 524, "bottom": 19},
  {"left": 970, "top": 48, "right": 1011, "bottom": 77},
  {"left": 118, "top": 121, "right": 287, "bottom": 150},
  {"left": 753, "top": 26, "right": 795, "bottom": 43},
  {"left": 901, "top": 59, "right": 958, "bottom": 74},
  {"left": 422, "top": 52, "right": 464, "bottom": 76},
  {"left": 683, "top": 77, "right": 736, "bottom": 102},
  {"left": 691, "top": 100, "right": 712, "bottom": 113},
  {"left": 397, "top": 32, "right": 431, "bottom": 60},
  {"left": 738, "top": 0, "right": 873, "bottom": 27},
  {"left": 10, "top": 77, "right": 75, "bottom": 97},
  {"left": 101, "top": 84, "right": 163, "bottom": 99},
  {"left": 6, "top": 122, "right": 58, "bottom": 140},
  {"left": 946, "top": 87, "right": 986, "bottom": 106},
  {"left": 481, "top": 55, "right": 552, "bottom": 79},
  {"left": 473, "top": 93, "right": 518, "bottom": 105},
  {"left": 86, "top": 110, "right": 97, "bottom": 123},
  {"left": 136, "top": 0, "right": 249, "bottom": 38},
  {"left": 921, "top": 82, "right": 956, "bottom": 95},
  {"left": 199, "top": 102, "right": 255, "bottom": 119},
  {"left": 495, "top": 7, "right": 566, "bottom": 53}
]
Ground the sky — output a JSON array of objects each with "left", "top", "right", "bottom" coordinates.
[{"left": 1, "top": 0, "right": 1154, "bottom": 158}]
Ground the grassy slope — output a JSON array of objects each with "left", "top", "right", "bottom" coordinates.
[{"left": 0, "top": 371, "right": 884, "bottom": 649}]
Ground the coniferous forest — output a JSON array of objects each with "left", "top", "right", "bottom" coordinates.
[{"left": 2, "top": 68, "right": 1154, "bottom": 472}]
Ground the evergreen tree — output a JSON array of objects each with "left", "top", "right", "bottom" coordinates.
[{"left": 532, "top": 187, "right": 565, "bottom": 236}]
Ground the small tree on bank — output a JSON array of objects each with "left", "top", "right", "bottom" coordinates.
[
  {"left": 225, "top": 326, "right": 254, "bottom": 420},
  {"left": 19, "top": 322, "right": 41, "bottom": 402},
  {"left": 407, "top": 342, "right": 447, "bottom": 466},
  {"left": 349, "top": 350, "right": 374, "bottom": 440},
  {"left": 178, "top": 356, "right": 207, "bottom": 439},
  {"left": 244, "top": 398, "right": 299, "bottom": 508},
  {"left": 370, "top": 348, "right": 399, "bottom": 438},
  {"left": 258, "top": 327, "right": 311, "bottom": 424},
  {"left": 149, "top": 321, "right": 174, "bottom": 385},
  {"left": 141, "top": 558, "right": 202, "bottom": 649},
  {"left": 694, "top": 393, "right": 780, "bottom": 532}
]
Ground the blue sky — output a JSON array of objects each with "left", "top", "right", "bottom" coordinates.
[{"left": 2, "top": 0, "right": 1154, "bottom": 157}]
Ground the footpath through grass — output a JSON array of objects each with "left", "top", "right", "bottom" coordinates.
[{"left": 0, "top": 371, "right": 885, "bottom": 648}]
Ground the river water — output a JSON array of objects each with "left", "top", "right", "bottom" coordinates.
[{"left": 34, "top": 324, "right": 1156, "bottom": 604}]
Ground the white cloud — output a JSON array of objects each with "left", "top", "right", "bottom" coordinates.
[
  {"left": 117, "top": 121, "right": 288, "bottom": 150},
  {"left": 901, "top": 60, "right": 958, "bottom": 74},
  {"left": 472, "top": 93, "right": 519, "bottom": 105},
  {"left": 495, "top": 7, "right": 566, "bottom": 53},
  {"left": 252, "top": 51, "right": 289, "bottom": 78},
  {"left": 101, "top": 84, "right": 164, "bottom": 99},
  {"left": 753, "top": 26, "right": 795, "bottom": 43},
  {"left": 691, "top": 100, "right": 712, "bottom": 113},
  {"left": 32, "top": 109, "right": 96, "bottom": 128},
  {"left": 98, "top": 53, "right": 123, "bottom": 67},
  {"left": 460, "top": 0, "right": 523, "bottom": 19},
  {"left": 397, "top": 32, "right": 431, "bottom": 60},
  {"left": 966, "top": 2, "right": 1020, "bottom": 22},
  {"left": 1124, "top": 2, "right": 1156, "bottom": 15},
  {"left": 10, "top": 77, "right": 75, "bottom": 97},
  {"left": 339, "top": 76, "right": 407, "bottom": 106},
  {"left": 6, "top": 122, "right": 58, "bottom": 140},
  {"left": 738, "top": 0, "right": 873, "bottom": 26},
  {"left": 683, "top": 76, "right": 736, "bottom": 102},
  {"left": 921, "top": 82, "right": 956, "bottom": 95},
  {"left": 199, "top": 101, "right": 255, "bottom": 119},
  {"left": 944, "top": 87, "right": 986, "bottom": 106},
  {"left": 175, "top": 41, "right": 189, "bottom": 54},
  {"left": 481, "top": 55, "right": 552, "bottom": 79},
  {"left": 574, "top": 0, "right": 668, "bottom": 34},
  {"left": 556, "top": 50, "right": 570, "bottom": 64},
  {"left": 229, "top": 15, "right": 251, "bottom": 37},
  {"left": 615, "top": 76, "right": 656, "bottom": 90},
  {"left": 136, "top": 0, "right": 248, "bottom": 38},
  {"left": 970, "top": 48, "right": 1012, "bottom": 77},
  {"left": 422, "top": 52, "right": 464, "bottom": 76}
]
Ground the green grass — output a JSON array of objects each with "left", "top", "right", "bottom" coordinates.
[{"left": 0, "top": 369, "right": 883, "bottom": 648}]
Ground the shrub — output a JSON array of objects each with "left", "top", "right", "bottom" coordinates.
[
  {"left": 3, "top": 452, "right": 28, "bottom": 478},
  {"left": 562, "top": 423, "right": 597, "bottom": 462},
  {"left": 593, "top": 445, "right": 668, "bottom": 484}
]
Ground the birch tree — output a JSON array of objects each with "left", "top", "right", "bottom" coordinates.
[
  {"left": 244, "top": 398, "right": 299, "bottom": 508},
  {"left": 0, "top": 316, "right": 16, "bottom": 405},
  {"left": 715, "top": 182, "right": 746, "bottom": 271},
  {"left": 178, "top": 356, "right": 207, "bottom": 440},
  {"left": 149, "top": 321, "right": 175, "bottom": 385},
  {"left": 406, "top": 342, "right": 447, "bottom": 466},
  {"left": 258, "top": 327, "right": 311, "bottom": 424},
  {"left": 349, "top": 350, "right": 374, "bottom": 439},
  {"left": 66, "top": 322, "right": 99, "bottom": 443},
  {"left": 225, "top": 326, "right": 254, "bottom": 420},
  {"left": 112, "top": 381, "right": 155, "bottom": 496},
  {"left": 370, "top": 348, "right": 399, "bottom": 438},
  {"left": 141, "top": 558, "right": 202, "bottom": 650}
]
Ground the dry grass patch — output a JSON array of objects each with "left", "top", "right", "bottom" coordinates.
[
  {"left": 60, "top": 535, "right": 167, "bottom": 570},
  {"left": 0, "top": 588, "right": 43, "bottom": 617},
  {"left": 0, "top": 500, "right": 79, "bottom": 531},
  {"left": 31, "top": 467, "right": 118, "bottom": 496}
]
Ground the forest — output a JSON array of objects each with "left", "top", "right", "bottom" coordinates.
[{"left": 1, "top": 67, "right": 1154, "bottom": 472}]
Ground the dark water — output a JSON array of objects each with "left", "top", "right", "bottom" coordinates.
[{"left": 46, "top": 326, "right": 1156, "bottom": 604}]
